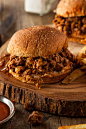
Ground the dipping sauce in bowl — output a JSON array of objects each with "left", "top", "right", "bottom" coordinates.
[
  {"left": 0, "top": 101, "right": 10, "bottom": 121},
  {"left": 0, "top": 95, "right": 15, "bottom": 124}
]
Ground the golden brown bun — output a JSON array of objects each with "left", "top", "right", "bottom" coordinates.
[
  {"left": 54, "top": 0, "right": 86, "bottom": 17},
  {"left": 78, "top": 45, "right": 86, "bottom": 65},
  {"left": 7, "top": 26, "right": 68, "bottom": 57},
  {"left": 68, "top": 34, "right": 86, "bottom": 44},
  {"left": 9, "top": 68, "right": 72, "bottom": 84}
]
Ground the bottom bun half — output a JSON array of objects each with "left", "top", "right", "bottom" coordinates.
[
  {"left": 9, "top": 69, "right": 72, "bottom": 84},
  {"left": 68, "top": 34, "right": 86, "bottom": 44}
]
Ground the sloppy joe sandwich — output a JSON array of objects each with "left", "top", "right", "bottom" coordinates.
[
  {"left": 5, "top": 26, "right": 79, "bottom": 88},
  {"left": 53, "top": 0, "right": 86, "bottom": 44}
]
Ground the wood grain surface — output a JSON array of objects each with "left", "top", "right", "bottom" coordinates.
[
  {"left": 0, "top": 0, "right": 86, "bottom": 129},
  {"left": 0, "top": 39, "right": 86, "bottom": 117}
]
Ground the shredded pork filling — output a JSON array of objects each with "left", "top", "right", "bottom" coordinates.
[
  {"left": 5, "top": 48, "right": 78, "bottom": 76},
  {"left": 53, "top": 15, "right": 86, "bottom": 36}
]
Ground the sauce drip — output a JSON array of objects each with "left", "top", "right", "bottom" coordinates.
[
  {"left": 0, "top": 101, "right": 10, "bottom": 121},
  {"left": 0, "top": 54, "right": 12, "bottom": 76}
]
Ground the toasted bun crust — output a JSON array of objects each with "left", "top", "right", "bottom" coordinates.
[
  {"left": 54, "top": 0, "right": 86, "bottom": 17},
  {"left": 9, "top": 69, "right": 72, "bottom": 84},
  {"left": 7, "top": 26, "right": 68, "bottom": 57},
  {"left": 68, "top": 34, "right": 86, "bottom": 44}
]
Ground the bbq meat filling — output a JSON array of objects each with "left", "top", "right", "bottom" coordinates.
[
  {"left": 5, "top": 48, "right": 78, "bottom": 77},
  {"left": 53, "top": 15, "right": 86, "bottom": 36}
]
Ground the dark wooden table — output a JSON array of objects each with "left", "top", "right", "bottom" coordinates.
[
  {"left": 0, "top": 0, "right": 86, "bottom": 129},
  {"left": 0, "top": 0, "right": 55, "bottom": 45}
]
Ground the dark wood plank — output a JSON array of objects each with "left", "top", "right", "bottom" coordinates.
[
  {"left": 0, "top": 102, "right": 86, "bottom": 129},
  {"left": 60, "top": 116, "right": 86, "bottom": 126},
  {"left": 0, "top": 0, "right": 55, "bottom": 45}
]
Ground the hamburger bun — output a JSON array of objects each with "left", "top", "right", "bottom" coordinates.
[
  {"left": 6, "top": 26, "right": 77, "bottom": 86},
  {"left": 68, "top": 35, "right": 86, "bottom": 44},
  {"left": 54, "top": 0, "right": 86, "bottom": 17},
  {"left": 7, "top": 26, "right": 68, "bottom": 57},
  {"left": 9, "top": 68, "right": 72, "bottom": 84}
]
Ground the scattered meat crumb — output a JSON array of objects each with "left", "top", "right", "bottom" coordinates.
[
  {"left": 28, "top": 111, "right": 43, "bottom": 125},
  {"left": 35, "top": 83, "right": 41, "bottom": 89},
  {"left": 24, "top": 103, "right": 32, "bottom": 111}
]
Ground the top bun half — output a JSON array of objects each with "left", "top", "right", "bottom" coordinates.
[
  {"left": 54, "top": 0, "right": 86, "bottom": 17},
  {"left": 7, "top": 26, "right": 68, "bottom": 57}
]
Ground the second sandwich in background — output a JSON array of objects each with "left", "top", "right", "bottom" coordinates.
[{"left": 53, "top": 0, "right": 86, "bottom": 44}]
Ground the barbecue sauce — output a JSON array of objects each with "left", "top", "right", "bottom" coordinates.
[
  {"left": 0, "top": 54, "right": 11, "bottom": 75},
  {"left": 0, "top": 101, "right": 10, "bottom": 121}
]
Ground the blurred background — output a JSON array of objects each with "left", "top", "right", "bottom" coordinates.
[{"left": 0, "top": 0, "right": 60, "bottom": 45}]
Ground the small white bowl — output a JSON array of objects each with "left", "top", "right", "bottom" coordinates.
[{"left": 0, "top": 95, "right": 15, "bottom": 124}]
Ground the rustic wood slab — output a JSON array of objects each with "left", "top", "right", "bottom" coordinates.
[{"left": 0, "top": 40, "right": 86, "bottom": 116}]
